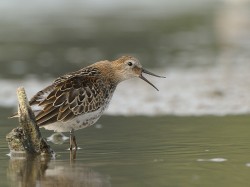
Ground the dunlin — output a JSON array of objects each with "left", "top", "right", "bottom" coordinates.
[{"left": 16, "top": 56, "right": 165, "bottom": 150}]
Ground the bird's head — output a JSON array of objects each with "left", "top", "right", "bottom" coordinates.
[{"left": 112, "top": 56, "right": 165, "bottom": 91}]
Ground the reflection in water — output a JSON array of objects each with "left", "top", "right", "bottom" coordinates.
[
  {"left": 7, "top": 155, "right": 111, "bottom": 187},
  {"left": 3, "top": 115, "right": 250, "bottom": 186},
  {"left": 7, "top": 156, "right": 49, "bottom": 187},
  {"left": 47, "top": 132, "right": 69, "bottom": 145}
]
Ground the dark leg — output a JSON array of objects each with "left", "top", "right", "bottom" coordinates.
[
  {"left": 70, "top": 129, "right": 78, "bottom": 150},
  {"left": 72, "top": 133, "right": 78, "bottom": 150}
]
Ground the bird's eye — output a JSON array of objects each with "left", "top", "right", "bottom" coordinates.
[{"left": 127, "top": 62, "right": 133, "bottom": 66}]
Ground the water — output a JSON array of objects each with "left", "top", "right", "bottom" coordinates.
[
  {"left": 0, "top": 111, "right": 250, "bottom": 187},
  {"left": 1, "top": 109, "right": 250, "bottom": 187}
]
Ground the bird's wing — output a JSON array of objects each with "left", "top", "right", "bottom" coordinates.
[{"left": 31, "top": 68, "right": 109, "bottom": 127}]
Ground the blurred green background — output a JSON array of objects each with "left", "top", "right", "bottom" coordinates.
[
  {"left": 2, "top": 0, "right": 250, "bottom": 115},
  {"left": 0, "top": 0, "right": 220, "bottom": 79}
]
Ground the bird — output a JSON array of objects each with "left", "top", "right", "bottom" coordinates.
[{"left": 12, "top": 56, "right": 165, "bottom": 150}]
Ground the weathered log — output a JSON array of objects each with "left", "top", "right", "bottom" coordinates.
[{"left": 6, "top": 87, "right": 55, "bottom": 157}]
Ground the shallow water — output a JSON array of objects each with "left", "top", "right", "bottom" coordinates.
[{"left": 2, "top": 108, "right": 250, "bottom": 187}]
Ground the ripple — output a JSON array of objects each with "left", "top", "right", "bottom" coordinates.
[{"left": 197, "top": 158, "right": 228, "bottom": 162}]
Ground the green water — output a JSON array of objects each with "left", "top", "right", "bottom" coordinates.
[{"left": 1, "top": 109, "right": 250, "bottom": 187}]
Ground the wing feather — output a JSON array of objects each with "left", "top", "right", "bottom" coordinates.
[
  {"left": 29, "top": 67, "right": 113, "bottom": 127},
  {"left": 57, "top": 108, "right": 72, "bottom": 121}
]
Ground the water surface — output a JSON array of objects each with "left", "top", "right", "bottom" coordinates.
[{"left": 2, "top": 109, "right": 250, "bottom": 187}]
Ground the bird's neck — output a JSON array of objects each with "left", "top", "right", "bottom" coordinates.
[{"left": 91, "top": 61, "right": 120, "bottom": 86}]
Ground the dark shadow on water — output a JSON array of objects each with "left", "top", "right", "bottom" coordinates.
[{"left": 7, "top": 155, "right": 111, "bottom": 187}]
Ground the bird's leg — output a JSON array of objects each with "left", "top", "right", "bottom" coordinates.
[
  {"left": 69, "top": 130, "right": 73, "bottom": 150},
  {"left": 73, "top": 133, "right": 78, "bottom": 150},
  {"left": 70, "top": 129, "right": 78, "bottom": 150}
]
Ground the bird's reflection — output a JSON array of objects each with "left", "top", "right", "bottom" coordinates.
[
  {"left": 47, "top": 132, "right": 69, "bottom": 145},
  {"left": 7, "top": 155, "right": 111, "bottom": 187},
  {"left": 46, "top": 132, "right": 79, "bottom": 159}
]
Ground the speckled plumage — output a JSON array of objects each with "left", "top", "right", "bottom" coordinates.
[
  {"left": 25, "top": 56, "right": 165, "bottom": 149},
  {"left": 30, "top": 66, "right": 116, "bottom": 132}
]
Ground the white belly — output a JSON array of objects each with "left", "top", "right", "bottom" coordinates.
[{"left": 41, "top": 107, "right": 104, "bottom": 132}]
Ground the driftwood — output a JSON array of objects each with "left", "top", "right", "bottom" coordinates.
[{"left": 6, "top": 87, "right": 55, "bottom": 157}]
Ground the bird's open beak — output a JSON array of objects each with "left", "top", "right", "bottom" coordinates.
[{"left": 139, "top": 68, "right": 166, "bottom": 91}]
